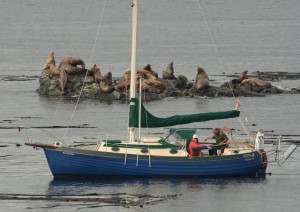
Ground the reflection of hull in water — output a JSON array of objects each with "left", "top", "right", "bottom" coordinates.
[{"left": 44, "top": 147, "right": 261, "bottom": 177}]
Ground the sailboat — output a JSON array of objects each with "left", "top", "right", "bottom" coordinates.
[{"left": 25, "top": 0, "right": 264, "bottom": 177}]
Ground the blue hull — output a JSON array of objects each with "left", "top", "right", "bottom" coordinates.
[{"left": 44, "top": 147, "right": 261, "bottom": 177}]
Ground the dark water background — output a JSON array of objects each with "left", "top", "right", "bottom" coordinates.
[{"left": 1, "top": 0, "right": 300, "bottom": 211}]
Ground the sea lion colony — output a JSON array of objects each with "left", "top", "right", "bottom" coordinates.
[{"left": 42, "top": 52, "right": 273, "bottom": 96}]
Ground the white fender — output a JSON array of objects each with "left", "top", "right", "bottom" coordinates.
[{"left": 255, "top": 130, "right": 264, "bottom": 150}]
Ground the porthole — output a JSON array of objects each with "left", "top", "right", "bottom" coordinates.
[
  {"left": 170, "top": 149, "right": 178, "bottom": 154},
  {"left": 111, "top": 147, "right": 120, "bottom": 152},
  {"left": 141, "top": 149, "right": 149, "bottom": 153}
]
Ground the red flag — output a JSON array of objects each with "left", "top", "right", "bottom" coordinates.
[{"left": 235, "top": 100, "right": 241, "bottom": 110}]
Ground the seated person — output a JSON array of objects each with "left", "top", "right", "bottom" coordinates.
[
  {"left": 204, "top": 128, "right": 228, "bottom": 144},
  {"left": 189, "top": 134, "right": 211, "bottom": 156},
  {"left": 204, "top": 128, "right": 229, "bottom": 155}
]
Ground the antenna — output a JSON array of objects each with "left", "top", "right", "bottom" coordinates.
[{"left": 275, "top": 135, "right": 282, "bottom": 165}]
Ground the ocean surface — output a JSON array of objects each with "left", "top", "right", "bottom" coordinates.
[{"left": 1, "top": 0, "right": 300, "bottom": 211}]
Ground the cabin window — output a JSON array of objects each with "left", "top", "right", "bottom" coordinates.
[
  {"left": 141, "top": 149, "right": 149, "bottom": 154},
  {"left": 170, "top": 149, "right": 178, "bottom": 154},
  {"left": 111, "top": 147, "right": 120, "bottom": 152},
  {"left": 165, "top": 134, "right": 186, "bottom": 146},
  {"left": 233, "top": 150, "right": 239, "bottom": 154}
]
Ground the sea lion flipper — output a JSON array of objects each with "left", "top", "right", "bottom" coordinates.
[{"left": 59, "top": 70, "right": 68, "bottom": 93}]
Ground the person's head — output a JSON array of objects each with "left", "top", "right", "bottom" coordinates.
[
  {"left": 212, "top": 128, "right": 220, "bottom": 135},
  {"left": 193, "top": 134, "right": 198, "bottom": 141}
]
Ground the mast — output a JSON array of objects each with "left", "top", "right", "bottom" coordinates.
[{"left": 129, "top": 0, "right": 138, "bottom": 142}]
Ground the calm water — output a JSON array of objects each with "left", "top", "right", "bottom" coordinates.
[{"left": 1, "top": 0, "right": 300, "bottom": 211}]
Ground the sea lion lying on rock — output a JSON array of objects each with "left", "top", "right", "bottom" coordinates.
[
  {"left": 162, "top": 62, "right": 176, "bottom": 79},
  {"left": 59, "top": 63, "right": 86, "bottom": 75},
  {"left": 116, "top": 69, "right": 165, "bottom": 92},
  {"left": 138, "top": 70, "right": 157, "bottom": 81},
  {"left": 241, "top": 78, "right": 272, "bottom": 88},
  {"left": 43, "top": 52, "right": 56, "bottom": 70},
  {"left": 137, "top": 69, "right": 165, "bottom": 91},
  {"left": 143, "top": 64, "right": 158, "bottom": 78},
  {"left": 195, "top": 67, "right": 209, "bottom": 91},
  {"left": 99, "top": 74, "right": 115, "bottom": 94},
  {"left": 115, "top": 69, "right": 144, "bottom": 91},
  {"left": 59, "top": 57, "right": 86, "bottom": 75},
  {"left": 238, "top": 70, "right": 248, "bottom": 83},
  {"left": 136, "top": 80, "right": 149, "bottom": 91},
  {"left": 115, "top": 70, "right": 131, "bottom": 91},
  {"left": 143, "top": 79, "right": 165, "bottom": 90},
  {"left": 59, "top": 57, "right": 85, "bottom": 69}
]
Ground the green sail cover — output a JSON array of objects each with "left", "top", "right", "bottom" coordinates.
[{"left": 129, "top": 98, "right": 240, "bottom": 128}]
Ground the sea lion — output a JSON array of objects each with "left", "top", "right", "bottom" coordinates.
[
  {"left": 138, "top": 70, "right": 157, "bottom": 81},
  {"left": 162, "top": 62, "right": 176, "bottom": 79},
  {"left": 59, "top": 63, "right": 86, "bottom": 75},
  {"left": 99, "top": 75, "right": 115, "bottom": 94},
  {"left": 43, "top": 52, "right": 56, "bottom": 70},
  {"left": 59, "top": 69, "right": 68, "bottom": 93},
  {"left": 241, "top": 78, "right": 272, "bottom": 88},
  {"left": 49, "top": 64, "right": 61, "bottom": 77},
  {"left": 115, "top": 70, "right": 131, "bottom": 91},
  {"left": 59, "top": 57, "right": 85, "bottom": 69},
  {"left": 177, "top": 75, "right": 192, "bottom": 89},
  {"left": 238, "top": 70, "right": 248, "bottom": 83},
  {"left": 195, "top": 67, "right": 209, "bottom": 91},
  {"left": 143, "top": 64, "right": 153, "bottom": 73},
  {"left": 103, "top": 71, "right": 113, "bottom": 86},
  {"left": 143, "top": 64, "right": 158, "bottom": 78},
  {"left": 143, "top": 79, "right": 165, "bottom": 90},
  {"left": 90, "top": 64, "right": 101, "bottom": 83},
  {"left": 137, "top": 69, "right": 166, "bottom": 90},
  {"left": 136, "top": 79, "right": 149, "bottom": 91}
]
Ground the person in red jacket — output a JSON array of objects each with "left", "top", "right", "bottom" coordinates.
[{"left": 189, "top": 134, "right": 211, "bottom": 156}]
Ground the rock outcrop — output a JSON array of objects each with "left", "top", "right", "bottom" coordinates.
[{"left": 37, "top": 53, "right": 300, "bottom": 102}]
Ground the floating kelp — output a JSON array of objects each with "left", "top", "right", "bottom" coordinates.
[
  {"left": 0, "top": 75, "right": 38, "bottom": 81},
  {"left": 0, "top": 193, "right": 177, "bottom": 209},
  {"left": 0, "top": 124, "right": 95, "bottom": 130}
]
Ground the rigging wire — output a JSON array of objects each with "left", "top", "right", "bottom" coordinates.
[
  {"left": 196, "top": 0, "right": 252, "bottom": 138},
  {"left": 50, "top": 95, "right": 64, "bottom": 130},
  {"left": 195, "top": 1, "right": 235, "bottom": 96},
  {"left": 62, "top": 0, "right": 108, "bottom": 140},
  {"left": 87, "top": 0, "right": 108, "bottom": 66}
]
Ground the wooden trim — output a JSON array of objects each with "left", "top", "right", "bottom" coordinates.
[{"left": 25, "top": 142, "right": 58, "bottom": 150}]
